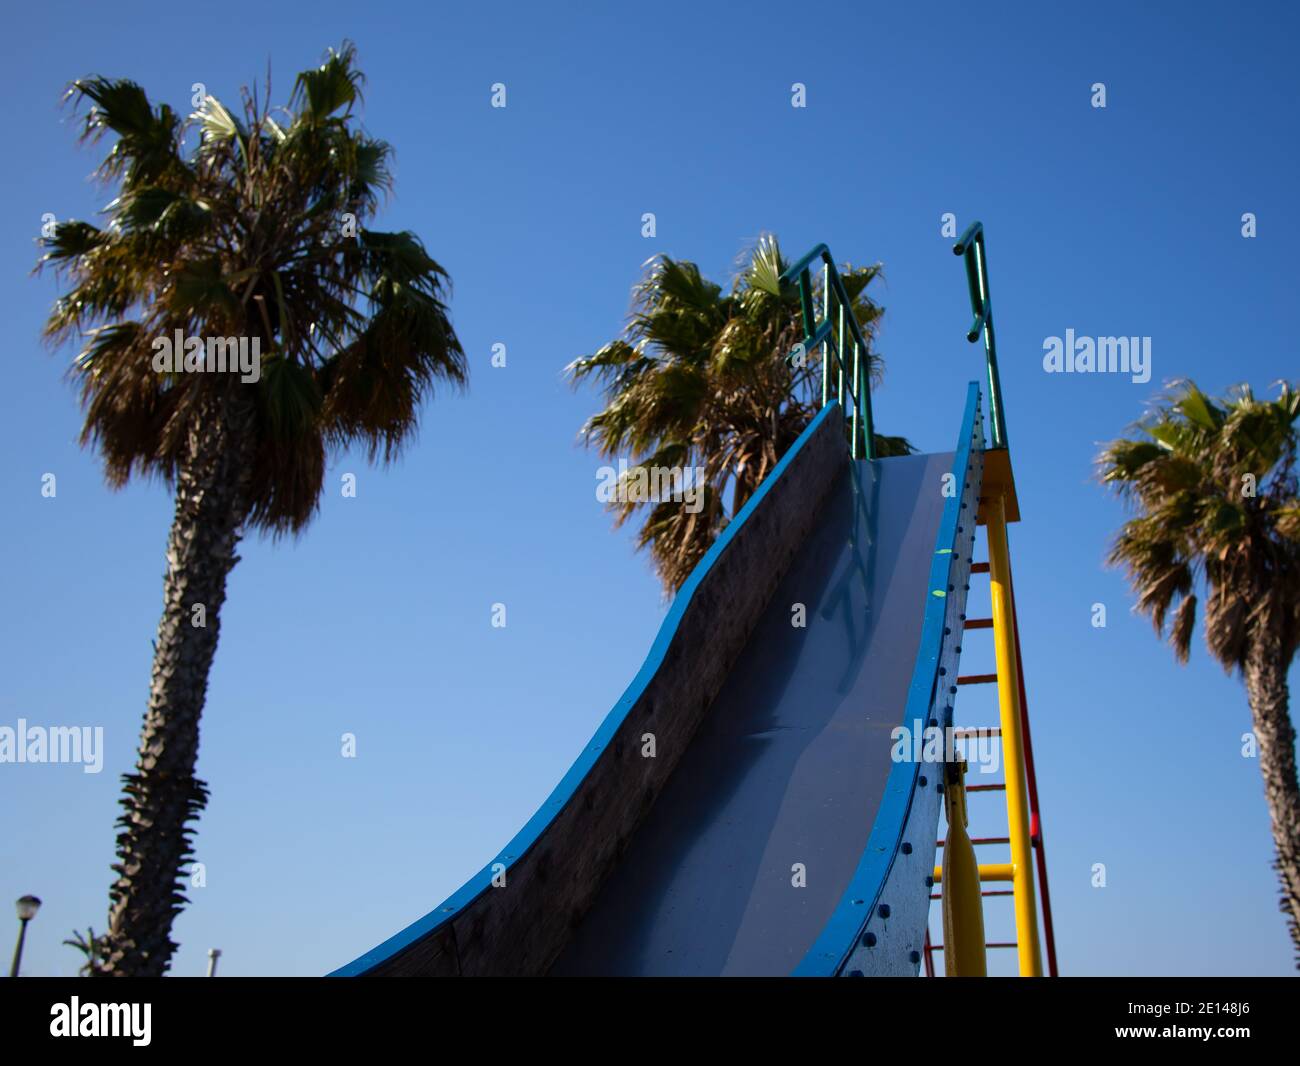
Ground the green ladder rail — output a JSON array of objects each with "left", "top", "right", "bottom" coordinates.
[
  {"left": 779, "top": 244, "right": 877, "bottom": 460},
  {"left": 782, "top": 225, "right": 1008, "bottom": 458},
  {"left": 953, "top": 221, "right": 1008, "bottom": 450}
]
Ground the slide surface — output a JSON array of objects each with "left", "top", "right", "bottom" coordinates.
[
  {"left": 332, "top": 385, "right": 984, "bottom": 977},
  {"left": 552, "top": 452, "right": 951, "bottom": 975}
]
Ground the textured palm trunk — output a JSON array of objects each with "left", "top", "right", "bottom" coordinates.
[
  {"left": 1243, "top": 632, "right": 1300, "bottom": 967},
  {"left": 99, "top": 391, "right": 256, "bottom": 976}
]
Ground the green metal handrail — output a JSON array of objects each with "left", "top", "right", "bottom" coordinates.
[
  {"left": 779, "top": 244, "right": 876, "bottom": 460},
  {"left": 953, "top": 221, "right": 1008, "bottom": 450}
]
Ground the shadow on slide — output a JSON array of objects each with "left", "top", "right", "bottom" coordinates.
[
  {"left": 331, "top": 386, "right": 985, "bottom": 977},
  {"left": 551, "top": 453, "right": 949, "bottom": 974}
]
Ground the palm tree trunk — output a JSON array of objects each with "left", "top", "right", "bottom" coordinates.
[
  {"left": 99, "top": 391, "right": 256, "bottom": 976},
  {"left": 1243, "top": 631, "right": 1300, "bottom": 967}
]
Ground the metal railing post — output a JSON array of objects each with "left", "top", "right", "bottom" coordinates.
[
  {"left": 953, "top": 222, "right": 1007, "bottom": 450},
  {"left": 782, "top": 244, "right": 878, "bottom": 461},
  {"left": 851, "top": 339, "right": 861, "bottom": 458}
]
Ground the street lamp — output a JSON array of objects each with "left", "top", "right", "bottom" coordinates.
[
  {"left": 10, "top": 895, "right": 41, "bottom": 978},
  {"left": 206, "top": 948, "right": 221, "bottom": 977}
]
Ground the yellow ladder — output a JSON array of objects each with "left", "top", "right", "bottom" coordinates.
[{"left": 929, "top": 450, "right": 1049, "bottom": 977}]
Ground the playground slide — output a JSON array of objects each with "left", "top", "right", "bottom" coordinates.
[{"left": 331, "top": 384, "right": 985, "bottom": 977}]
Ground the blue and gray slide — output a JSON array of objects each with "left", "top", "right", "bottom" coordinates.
[{"left": 331, "top": 384, "right": 985, "bottom": 977}]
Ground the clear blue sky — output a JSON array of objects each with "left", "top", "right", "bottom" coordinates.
[{"left": 2, "top": 0, "right": 1296, "bottom": 977}]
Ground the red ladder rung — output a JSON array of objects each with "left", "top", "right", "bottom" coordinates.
[
  {"left": 958, "top": 673, "right": 999, "bottom": 685},
  {"left": 929, "top": 890, "right": 1014, "bottom": 900},
  {"left": 964, "top": 617, "right": 994, "bottom": 629},
  {"left": 971, "top": 562, "right": 990, "bottom": 573}
]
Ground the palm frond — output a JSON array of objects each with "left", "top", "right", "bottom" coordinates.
[
  {"left": 292, "top": 41, "right": 364, "bottom": 121},
  {"left": 569, "top": 237, "right": 897, "bottom": 594},
  {"left": 1099, "top": 379, "right": 1300, "bottom": 671},
  {"left": 41, "top": 42, "right": 465, "bottom": 535}
]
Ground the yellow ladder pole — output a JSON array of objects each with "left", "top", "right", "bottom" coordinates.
[
  {"left": 940, "top": 758, "right": 986, "bottom": 976},
  {"left": 933, "top": 863, "right": 1014, "bottom": 883},
  {"left": 985, "top": 493, "right": 1043, "bottom": 977}
]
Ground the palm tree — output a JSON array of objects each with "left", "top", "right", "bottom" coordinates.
[
  {"left": 567, "top": 235, "right": 909, "bottom": 594},
  {"left": 37, "top": 43, "right": 466, "bottom": 975},
  {"left": 1098, "top": 380, "right": 1300, "bottom": 965},
  {"left": 63, "top": 927, "right": 106, "bottom": 977}
]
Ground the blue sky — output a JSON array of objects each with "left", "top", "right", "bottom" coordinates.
[{"left": 1, "top": 0, "right": 1297, "bottom": 976}]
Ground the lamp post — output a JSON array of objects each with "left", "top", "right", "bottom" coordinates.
[
  {"left": 206, "top": 948, "right": 221, "bottom": 977},
  {"left": 10, "top": 896, "right": 41, "bottom": 978}
]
